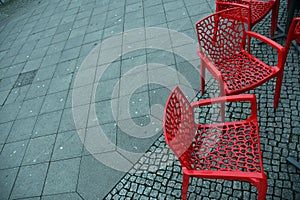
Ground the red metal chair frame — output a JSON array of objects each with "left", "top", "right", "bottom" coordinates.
[
  {"left": 216, "top": 0, "right": 280, "bottom": 37},
  {"left": 163, "top": 86, "right": 267, "bottom": 200},
  {"left": 196, "top": 8, "right": 285, "bottom": 108}
]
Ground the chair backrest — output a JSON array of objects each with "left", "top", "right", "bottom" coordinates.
[
  {"left": 196, "top": 8, "right": 246, "bottom": 66},
  {"left": 285, "top": 17, "right": 300, "bottom": 56},
  {"left": 163, "top": 86, "right": 195, "bottom": 164}
]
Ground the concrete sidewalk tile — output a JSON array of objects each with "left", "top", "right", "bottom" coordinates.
[
  {"left": 33, "top": 65, "right": 56, "bottom": 82},
  {"left": 83, "top": 31, "right": 103, "bottom": 44},
  {"left": 42, "top": 192, "right": 83, "bottom": 200},
  {"left": 64, "top": 35, "right": 84, "bottom": 50},
  {"left": 58, "top": 108, "right": 76, "bottom": 133},
  {"left": 145, "top": 13, "right": 167, "bottom": 27},
  {"left": 0, "top": 121, "right": 13, "bottom": 145},
  {"left": 7, "top": 116, "right": 36, "bottom": 143},
  {"left": 5, "top": 85, "right": 30, "bottom": 105},
  {"left": 167, "top": 17, "right": 193, "bottom": 32},
  {"left": 95, "top": 78, "right": 119, "bottom": 102},
  {"left": 165, "top": 8, "right": 188, "bottom": 22},
  {"left": 23, "top": 135, "right": 55, "bottom": 164},
  {"left": 51, "top": 130, "right": 83, "bottom": 161},
  {"left": 40, "top": 90, "right": 68, "bottom": 114},
  {"left": 41, "top": 52, "right": 61, "bottom": 68},
  {"left": 83, "top": 123, "right": 117, "bottom": 155},
  {"left": 118, "top": 91, "right": 150, "bottom": 120},
  {"left": 10, "top": 163, "right": 48, "bottom": 199},
  {"left": 43, "top": 158, "right": 81, "bottom": 195},
  {"left": 0, "top": 167, "right": 18, "bottom": 200},
  {"left": 72, "top": 84, "right": 93, "bottom": 106},
  {"left": 116, "top": 117, "right": 160, "bottom": 154},
  {"left": 147, "top": 50, "right": 175, "bottom": 67},
  {"left": 124, "top": 18, "right": 144, "bottom": 30},
  {"left": 144, "top": 4, "right": 164, "bottom": 17},
  {"left": 17, "top": 97, "right": 44, "bottom": 119},
  {"left": 52, "top": 31, "right": 71, "bottom": 44},
  {"left": 33, "top": 110, "right": 62, "bottom": 138},
  {"left": 119, "top": 71, "right": 148, "bottom": 97},
  {"left": 77, "top": 154, "right": 125, "bottom": 200},
  {"left": 46, "top": 41, "right": 65, "bottom": 56},
  {"left": 0, "top": 140, "right": 28, "bottom": 170},
  {"left": 94, "top": 99, "right": 117, "bottom": 124},
  {"left": 60, "top": 47, "right": 81, "bottom": 62},
  {"left": 124, "top": 10, "right": 143, "bottom": 22},
  {"left": 164, "top": 0, "right": 185, "bottom": 12},
  {"left": 30, "top": 46, "right": 48, "bottom": 61},
  {"left": 54, "top": 59, "right": 78, "bottom": 77},
  {"left": 0, "top": 102, "right": 21, "bottom": 124},
  {"left": 144, "top": 0, "right": 162, "bottom": 7},
  {"left": 186, "top": 3, "right": 212, "bottom": 17},
  {"left": 25, "top": 79, "right": 50, "bottom": 99},
  {"left": 97, "top": 60, "right": 121, "bottom": 82},
  {"left": 4, "top": 63, "right": 24, "bottom": 78},
  {"left": 0, "top": 90, "right": 10, "bottom": 105},
  {"left": 121, "top": 54, "right": 146, "bottom": 75},
  {"left": 0, "top": 75, "right": 18, "bottom": 92},
  {"left": 47, "top": 74, "right": 73, "bottom": 94}
]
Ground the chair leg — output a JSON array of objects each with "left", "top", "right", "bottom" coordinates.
[
  {"left": 257, "top": 176, "right": 268, "bottom": 200},
  {"left": 200, "top": 59, "right": 206, "bottom": 95},
  {"left": 249, "top": 175, "right": 268, "bottom": 200},
  {"left": 274, "top": 70, "right": 284, "bottom": 108},
  {"left": 270, "top": 0, "right": 280, "bottom": 37},
  {"left": 182, "top": 173, "right": 190, "bottom": 200}
]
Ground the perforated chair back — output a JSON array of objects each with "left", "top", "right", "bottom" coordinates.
[
  {"left": 163, "top": 86, "right": 195, "bottom": 165},
  {"left": 196, "top": 8, "right": 246, "bottom": 66},
  {"left": 285, "top": 17, "right": 300, "bottom": 56}
]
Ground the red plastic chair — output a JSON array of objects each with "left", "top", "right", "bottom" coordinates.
[
  {"left": 284, "top": 17, "right": 300, "bottom": 56},
  {"left": 216, "top": 0, "right": 280, "bottom": 37},
  {"left": 196, "top": 8, "right": 285, "bottom": 108},
  {"left": 163, "top": 86, "right": 267, "bottom": 200}
]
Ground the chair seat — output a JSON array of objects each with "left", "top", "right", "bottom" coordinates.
[
  {"left": 250, "top": 1, "right": 275, "bottom": 24},
  {"left": 216, "top": 51, "right": 277, "bottom": 94},
  {"left": 185, "top": 121, "right": 263, "bottom": 173}
]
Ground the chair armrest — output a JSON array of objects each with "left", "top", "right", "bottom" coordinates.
[
  {"left": 197, "top": 51, "right": 223, "bottom": 82},
  {"left": 191, "top": 94, "right": 258, "bottom": 120},
  {"left": 216, "top": 1, "right": 249, "bottom": 10},
  {"left": 246, "top": 31, "right": 285, "bottom": 68}
]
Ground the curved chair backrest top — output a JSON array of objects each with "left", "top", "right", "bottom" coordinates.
[
  {"left": 196, "top": 8, "right": 246, "bottom": 66},
  {"left": 285, "top": 17, "right": 300, "bottom": 56},
  {"left": 163, "top": 86, "right": 195, "bottom": 165}
]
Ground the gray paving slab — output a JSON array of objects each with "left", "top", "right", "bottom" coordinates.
[
  {"left": 6, "top": 116, "right": 36, "bottom": 143},
  {"left": 0, "top": 140, "right": 28, "bottom": 170},
  {"left": 40, "top": 90, "right": 68, "bottom": 114},
  {"left": 51, "top": 130, "right": 83, "bottom": 161},
  {"left": 43, "top": 158, "right": 80, "bottom": 195},
  {"left": 77, "top": 154, "right": 125, "bottom": 200},
  {"left": 42, "top": 192, "right": 83, "bottom": 200},
  {"left": 0, "top": 167, "right": 18, "bottom": 200},
  {"left": 10, "top": 163, "right": 48, "bottom": 199},
  {"left": 22, "top": 135, "right": 56, "bottom": 165}
]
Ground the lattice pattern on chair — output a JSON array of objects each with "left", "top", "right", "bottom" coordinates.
[
  {"left": 187, "top": 122, "right": 261, "bottom": 172},
  {"left": 163, "top": 86, "right": 267, "bottom": 200},
  {"left": 196, "top": 8, "right": 285, "bottom": 108},
  {"left": 217, "top": 52, "right": 275, "bottom": 92},
  {"left": 216, "top": 0, "right": 279, "bottom": 36},
  {"left": 163, "top": 86, "right": 196, "bottom": 159},
  {"left": 196, "top": 8, "right": 245, "bottom": 66}
]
